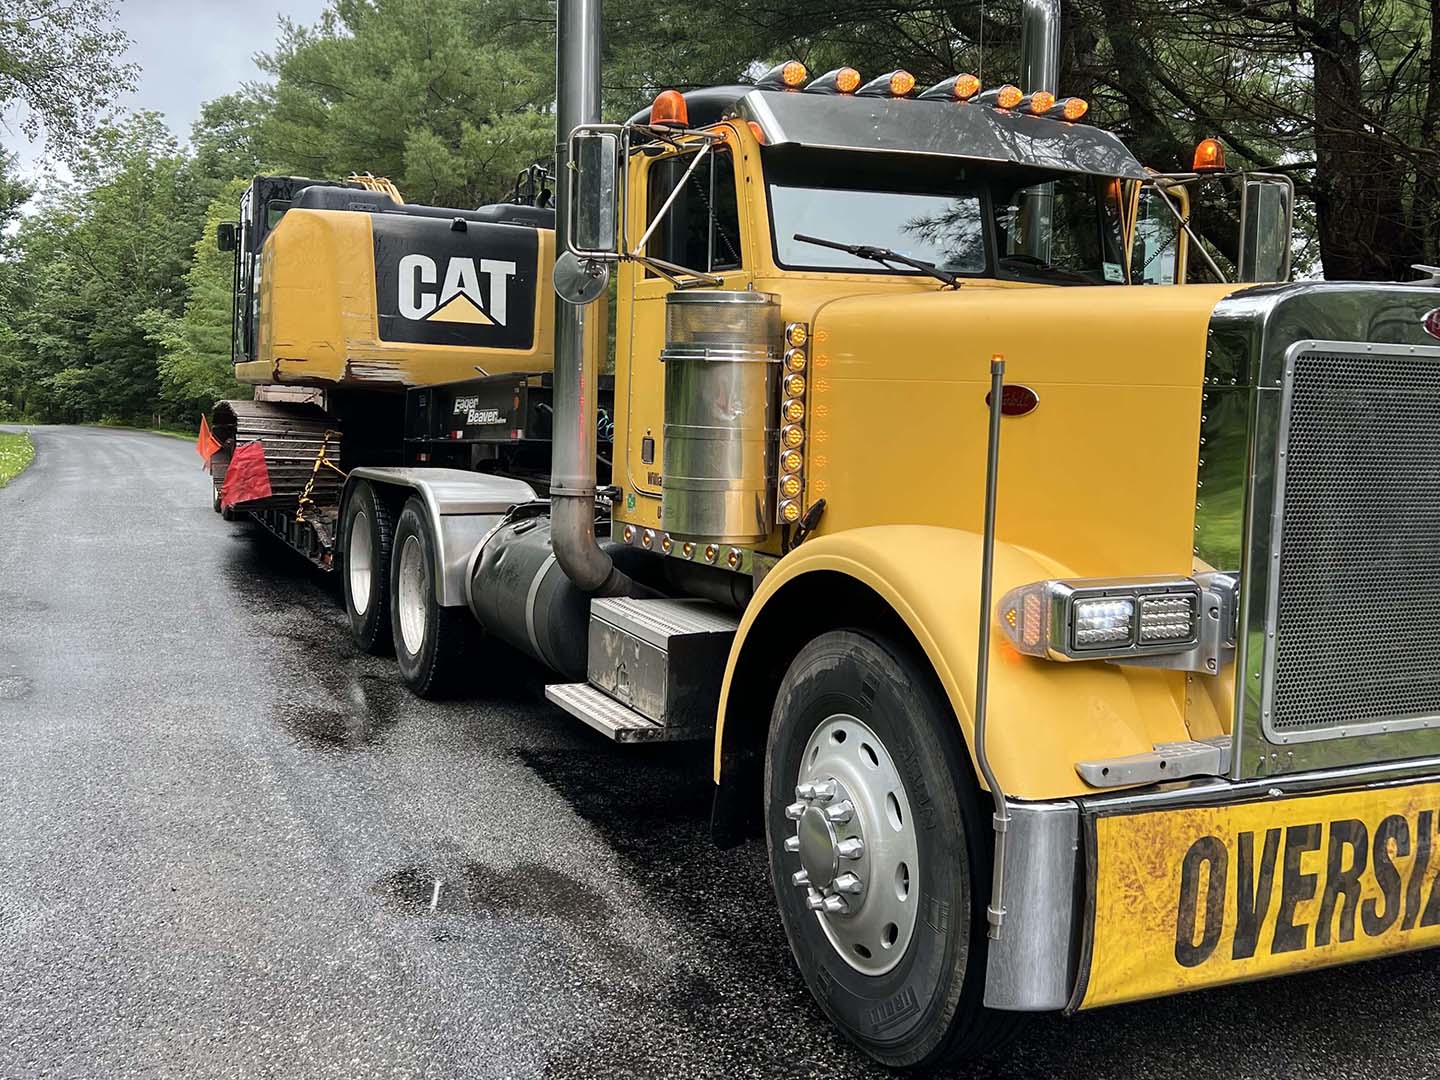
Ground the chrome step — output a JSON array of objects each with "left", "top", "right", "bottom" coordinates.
[{"left": 545, "top": 682, "right": 671, "bottom": 743}]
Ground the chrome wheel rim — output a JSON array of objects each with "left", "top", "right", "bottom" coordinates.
[
  {"left": 783, "top": 714, "right": 919, "bottom": 976},
  {"left": 348, "top": 511, "right": 372, "bottom": 616},
  {"left": 397, "top": 534, "right": 426, "bottom": 655}
]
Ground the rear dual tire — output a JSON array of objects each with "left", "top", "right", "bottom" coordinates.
[
  {"left": 342, "top": 481, "right": 394, "bottom": 655},
  {"left": 389, "top": 497, "right": 472, "bottom": 698}
]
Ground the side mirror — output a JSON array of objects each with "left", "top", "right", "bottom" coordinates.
[
  {"left": 216, "top": 222, "right": 238, "bottom": 252},
  {"left": 567, "top": 127, "right": 622, "bottom": 258},
  {"left": 1237, "top": 176, "right": 1293, "bottom": 282}
]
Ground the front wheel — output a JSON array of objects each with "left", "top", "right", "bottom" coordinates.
[
  {"left": 389, "top": 497, "right": 473, "bottom": 698},
  {"left": 765, "top": 629, "right": 1021, "bottom": 1068}
]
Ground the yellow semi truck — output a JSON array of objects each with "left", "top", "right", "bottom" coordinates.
[{"left": 208, "top": 0, "right": 1440, "bottom": 1066}]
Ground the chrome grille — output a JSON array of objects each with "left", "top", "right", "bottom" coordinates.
[{"left": 1268, "top": 348, "right": 1440, "bottom": 735}]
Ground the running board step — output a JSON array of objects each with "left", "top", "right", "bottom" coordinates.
[{"left": 545, "top": 682, "right": 670, "bottom": 743}]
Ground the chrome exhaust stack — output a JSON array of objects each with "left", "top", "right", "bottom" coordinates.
[
  {"left": 1019, "top": 0, "right": 1061, "bottom": 95},
  {"left": 549, "top": 0, "right": 636, "bottom": 596}
]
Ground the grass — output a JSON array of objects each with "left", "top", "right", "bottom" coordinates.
[{"left": 0, "top": 431, "right": 35, "bottom": 487}]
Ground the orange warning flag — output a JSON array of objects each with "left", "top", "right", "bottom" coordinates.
[{"left": 196, "top": 414, "right": 220, "bottom": 468}]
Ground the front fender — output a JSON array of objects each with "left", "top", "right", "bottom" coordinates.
[{"left": 716, "top": 525, "right": 1195, "bottom": 800}]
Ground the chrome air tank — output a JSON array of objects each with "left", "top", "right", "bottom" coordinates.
[{"left": 659, "top": 291, "right": 782, "bottom": 544}]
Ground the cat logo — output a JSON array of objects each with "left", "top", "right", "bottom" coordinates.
[
  {"left": 398, "top": 254, "right": 517, "bottom": 326},
  {"left": 372, "top": 215, "right": 536, "bottom": 349}
]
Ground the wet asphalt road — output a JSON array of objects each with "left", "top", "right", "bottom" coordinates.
[{"left": 0, "top": 424, "right": 1437, "bottom": 1079}]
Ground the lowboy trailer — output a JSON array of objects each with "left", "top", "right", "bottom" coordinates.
[{"left": 206, "top": 0, "right": 1440, "bottom": 1066}]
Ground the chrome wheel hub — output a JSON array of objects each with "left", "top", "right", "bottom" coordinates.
[
  {"left": 396, "top": 534, "right": 426, "bottom": 655},
  {"left": 782, "top": 714, "right": 919, "bottom": 975},
  {"left": 348, "top": 510, "right": 372, "bottom": 615}
]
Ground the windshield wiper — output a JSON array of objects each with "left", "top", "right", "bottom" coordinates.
[{"left": 793, "top": 233, "right": 959, "bottom": 288}]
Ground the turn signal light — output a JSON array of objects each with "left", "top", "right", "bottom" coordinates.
[
  {"left": 918, "top": 73, "right": 981, "bottom": 101},
  {"left": 858, "top": 70, "right": 916, "bottom": 98},
  {"left": 805, "top": 67, "right": 862, "bottom": 95},
  {"left": 1193, "top": 137, "right": 1226, "bottom": 172},
  {"left": 649, "top": 89, "right": 688, "bottom": 127},
  {"left": 757, "top": 60, "right": 809, "bottom": 90}
]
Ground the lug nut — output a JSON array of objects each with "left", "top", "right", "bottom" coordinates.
[
  {"left": 792, "top": 869, "right": 810, "bottom": 887},
  {"left": 806, "top": 892, "right": 825, "bottom": 911},
  {"left": 834, "top": 872, "right": 863, "bottom": 895},
  {"left": 824, "top": 800, "right": 855, "bottom": 825},
  {"left": 837, "top": 837, "right": 865, "bottom": 860},
  {"left": 821, "top": 895, "right": 849, "bottom": 915},
  {"left": 785, "top": 802, "right": 806, "bottom": 821},
  {"left": 784, "top": 835, "right": 800, "bottom": 853},
  {"left": 796, "top": 780, "right": 836, "bottom": 803}
]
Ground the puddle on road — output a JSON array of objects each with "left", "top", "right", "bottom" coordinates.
[
  {"left": 372, "top": 860, "right": 609, "bottom": 922},
  {"left": 0, "top": 593, "right": 48, "bottom": 614},
  {"left": 275, "top": 671, "right": 402, "bottom": 750},
  {"left": 0, "top": 675, "right": 35, "bottom": 702}
]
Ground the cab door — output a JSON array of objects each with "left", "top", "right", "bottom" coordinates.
[{"left": 615, "top": 140, "right": 753, "bottom": 510}]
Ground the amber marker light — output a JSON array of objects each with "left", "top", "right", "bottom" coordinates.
[
  {"left": 747, "top": 120, "right": 767, "bottom": 144},
  {"left": 1023, "top": 91, "right": 1055, "bottom": 115},
  {"left": 757, "top": 60, "right": 809, "bottom": 90},
  {"left": 780, "top": 448, "right": 804, "bottom": 474},
  {"left": 979, "top": 84, "right": 1023, "bottom": 109},
  {"left": 805, "top": 66, "right": 862, "bottom": 95},
  {"left": 857, "top": 70, "right": 917, "bottom": 98},
  {"left": 919, "top": 73, "right": 981, "bottom": 101},
  {"left": 1193, "top": 137, "right": 1226, "bottom": 172},
  {"left": 1047, "top": 96, "right": 1089, "bottom": 121},
  {"left": 649, "top": 89, "right": 689, "bottom": 127}
]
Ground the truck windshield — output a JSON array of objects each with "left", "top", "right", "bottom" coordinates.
[{"left": 767, "top": 165, "right": 1126, "bottom": 286}]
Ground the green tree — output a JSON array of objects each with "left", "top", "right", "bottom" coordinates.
[
  {"left": 139, "top": 178, "right": 251, "bottom": 420},
  {"left": 0, "top": 0, "right": 137, "bottom": 159},
  {"left": 255, "top": 0, "right": 555, "bottom": 208},
  {"left": 0, "top": 113, "right": 206, "bottom": 422}
]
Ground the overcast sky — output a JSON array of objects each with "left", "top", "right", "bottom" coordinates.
[{"left": 3, "top": 0, "right": 331, "bottom": 181}]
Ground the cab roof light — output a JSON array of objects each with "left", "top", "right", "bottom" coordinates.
[
  {"left": 648, "top": 89, "right": 689, "bottom": 127},
  {"left": 918, "top": 73, "right": 982, "bottom": 101},
  {"left": 757, "top": 60, "right": 809, "bottom": 91},
  {"left": 1017, "top": 91, "right": 1056, "bottom": 115},
  {"left": 856, "top": 69, "right": 916, "bottom": 98},
  {"left": 1193, "top": 137, "right": 1227, "bottom": 172},
  {"left": 1046, "top": 96, "right": 1089, "bottom": 121},
  {"left": 804, "top": 66, "right": 863, "bottom": 95},
  {"left": 977, "top": 83, "right": 1023, "bottom": 109}
]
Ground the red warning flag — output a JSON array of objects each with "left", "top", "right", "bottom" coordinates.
[
  {"left": 196, "top": 414, "right": 221, "bottom": 468},
  {"left": 219, "top": 441, "right": 272, "bottom": 510}
]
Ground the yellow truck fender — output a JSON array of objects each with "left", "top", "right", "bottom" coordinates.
[{"left": 713, "top": 525, "right": 1196, "bottom": 823}]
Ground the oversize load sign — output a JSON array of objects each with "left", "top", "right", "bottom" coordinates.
[{"left": 1082, "top": 780, "right": 1440, "bottom": 1008}]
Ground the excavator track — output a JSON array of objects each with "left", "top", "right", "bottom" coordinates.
[{"left": 210, "top": 399, "right": 345, "bottom": 569}]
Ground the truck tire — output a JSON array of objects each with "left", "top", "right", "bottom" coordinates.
[
  {"left": 764, "top": 629, "right": 1022, "bottom": 1068},
  {"left": 389, "top": 496, "right": 471, "bottom": 698},
  {"left": 342, "top": 480, "right": 394, "bottom": 655}
]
